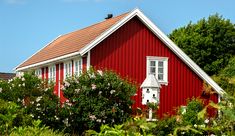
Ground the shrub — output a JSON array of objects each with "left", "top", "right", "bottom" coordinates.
[
  {"left": 62, "top": 69, "right": 136, "bottom": 134},
  {"left": 0, "top": 99, "right": 33, "bottom": 135},
  {"left": 0, "top": 73, "right": 62, "bottom": 131},
  {"left": 10, "top": 120, "right": 67, "bottom": 136},
  {"left": 86, "top": 118, "right": 156, "bottom": 136}
]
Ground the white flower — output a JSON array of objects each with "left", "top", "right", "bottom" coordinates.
[
  {"left": 64, "top": 81, "right": 70, "bottom": 87},
  {"left": 30, "top": 114, "right": 34, "bottom": 118},
  {"left": 98, "top": 91, "right": 102, "bottom": 95},
  {"left": 97, "top": 70, "right": 103, "bottom": 76},
  {"left": 55, "top": 116, "right": 59, "bottom": 120},
  {"left": 18, "top": 84, "right": 21, "bottom": 87},
  {"left": 38, "top": 116, "right": 40, "bottom": 118},
  {"left": 90, "top": 73, "right": 96, "bottom": 78},
  {"left": 0, "top": 88, "right": 2, "bottom": 93},
  {"left": 75, "top": 89, "right": 80, "bottom": 93},
  {"left": 36, "top": 96, "right": 42, "bottom": 102},
  {"left": 194, "top": 124, "right": 197, "bottom": 128},
  {"left": 22, "top": 83, "right": 25, "bottom": 87},
  {"left": 204, "top": 119, "right": 209, "bottom": 124},
  {"left": 103, "top": 120, "right": 106, "bottom": 123},
  {"left": 91, "top": 84, "right": 96, "bottom": 90},
  {"left": 36, "top": 103, "right": 40, "bottom": 107},
  {"left": 31, "top": 101, "right": 34, "bottom": 104},
  {"left": 17, "top": 98, "right": 21, "bottom": 102},
  {"left": 22, "top": 77, "right": 25, "bottom": 81},
  {"left": 89, "top": 115, "right": 96, "bottom": 121},
  {"left": 45, "top": 88, "right": 48, "bottom": 92},
  {"left": 96, "top": 119, "right": 101, "bottom": 123},
  {"left": 110, "top": 90, "right": 116, "bottom": 94},
  {"left": 181, "top": 131, "right": 185, "bottom": 135},
  {"left": 63, "top": 118, "right": 69, "bottom": 126}
]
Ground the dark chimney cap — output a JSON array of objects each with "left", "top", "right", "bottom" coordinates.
[{"left": 105, "top": 14, "right": 113, "bottom": 19}]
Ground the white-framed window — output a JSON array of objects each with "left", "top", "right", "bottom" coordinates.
[
  {"left": 74, "top": 58, "right": 82, "bottom": 77},
  {"left": 35, "top": 69, "right": 42, "bottom": 78},
  {"left": 147, "top": 56, "right": 168, "bottom": 84},
  {"left": 48, "top": 65, "right": 56, "bottom": 82},
  {"left": 64, "top": 61, "right": 72, "bottom": 79}
]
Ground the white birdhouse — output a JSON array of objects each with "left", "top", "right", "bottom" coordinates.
[{"left": 140, "top": 74, "right": 161, "bottom": 105}]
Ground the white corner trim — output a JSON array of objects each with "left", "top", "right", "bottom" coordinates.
[
  {"left": 79, "top": 8, "right": 224, "bottom": 95},
  {"left": 58, "top": 63, "right": 61, "bottom": 98},
  {"left": 87, "top": 51, "right": 91, "bottom": 70},
  {"left": 14, "top": 35, "right": 61, "bottom": 72}
]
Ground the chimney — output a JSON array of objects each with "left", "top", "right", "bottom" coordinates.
[{"left": 105, "top": 14, "right": 113, "bottom": 19}]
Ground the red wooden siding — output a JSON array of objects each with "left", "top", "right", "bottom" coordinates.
[
  {"left": 41, "top": 68, "right": 44, "bottom": 80},
  {"left": 83, "top": 56, "right": 87, "bottom": 71},
  {"left": 90, "top": 17, "right": 218, "bottom": 116},
  {"left": 55, "top": 64, "right": 59, "bottom": 95},
  {"left": 45, "top": 67, "right": 48, "bottom": 80}
]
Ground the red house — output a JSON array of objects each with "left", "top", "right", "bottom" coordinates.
[{"left": 15, "top": 8, "right": 224, "bottom": 116}]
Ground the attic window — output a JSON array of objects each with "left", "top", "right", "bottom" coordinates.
[{"left": 147, "top": 56, "right": 168, "bottom": 84}]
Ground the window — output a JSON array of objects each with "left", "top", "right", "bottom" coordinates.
[
  {"left": 48, "top": 65, "right": 56, "bottom": 82},
  {"left": 64, "top": 61, "right": 72, "bottom": 79},
  {"left": 35, "top": 69, "right": 42, "bottom": 78},
  {"left": 147, "top": 56, "right": 168, "bottom": 84},
  {"left": 74, "top": 59, "right": 82, "bottom": 76}
]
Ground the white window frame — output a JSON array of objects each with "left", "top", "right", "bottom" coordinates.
[
  {"left": 146, "top": 56, "right": 168, "bottom": 85},
  {"left": 74, "top": 58, "right": 83, "bottom": 77},
  {"left": 48, "top": 65, "right": 56, "bottom": 82},
  {"left": 35, "top": 68, "right": 42, "bottom": 78},
  {"left": 64, "top": 61, "right": 72, "bottom": 79}
]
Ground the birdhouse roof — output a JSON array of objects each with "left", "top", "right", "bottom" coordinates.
[{"left": 140, "top": 74, "right": 161, "bottom": 88}]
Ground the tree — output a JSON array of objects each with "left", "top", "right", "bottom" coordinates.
[{"left": 169, "top": 14, "right": 235, "bottom": 76}]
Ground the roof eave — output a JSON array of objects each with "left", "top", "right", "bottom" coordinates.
[{"left": 15, "top": 51, "right": 81, "bottom": 72}]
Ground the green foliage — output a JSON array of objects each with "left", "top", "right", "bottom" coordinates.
[
  {"left": 86, "top": 118, "right": 156, "bottom": 136},
  {"left": 62, "top": 68, "right": 136, "bottom": 134},
  {"left": 169, "top": 14, "right": 235, "bottom": 76},
  {"left": 153, "top": 116, "right": 178, "bottom": 136},
  {"left": 0, "top": 99, "right": 34, "bottom": 135},
  {"left": 10, "top": 120, "right": 67, "bottom": 136},
  {"left": 182, "top": 98, "right": 204, "bottom": 125}
]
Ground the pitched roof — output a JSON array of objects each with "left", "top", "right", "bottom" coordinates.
[
  {"left": 17, "top": 12, "right": 128, "bottom": 69},
  {"left": 0, "top": 72, "right": 15, "bottom": 80}
]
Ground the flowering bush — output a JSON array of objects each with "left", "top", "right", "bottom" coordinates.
[
  {"left": 61, "top": 69, "right": 136, "bottom": 134},
  {"left": 0, "top": 73, "right": 62, "bottom": 131}
]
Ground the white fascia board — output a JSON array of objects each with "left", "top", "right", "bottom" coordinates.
[
  {"left": 79, "top": 8, "right": 140, "bottom": 56},
  {"left": 14, "top": 35, "right": 62, "bottom": 72},
  {"left": 16, "top": 51, "right": 81, "bottom": 72},
  {"left": 135, "top": 9, "right": 224, "bottom": 95}
]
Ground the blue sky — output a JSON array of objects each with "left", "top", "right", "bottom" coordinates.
[{"left": 0, "top": 0, "right": 235, "bottom": 73}]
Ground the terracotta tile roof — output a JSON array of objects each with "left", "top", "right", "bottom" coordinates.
[
  {"left": 17, "top": 12, "right": 129, "bottom": 69},
  {"left": 0, "top": 72, "right": 15, "bottom": 80}
]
